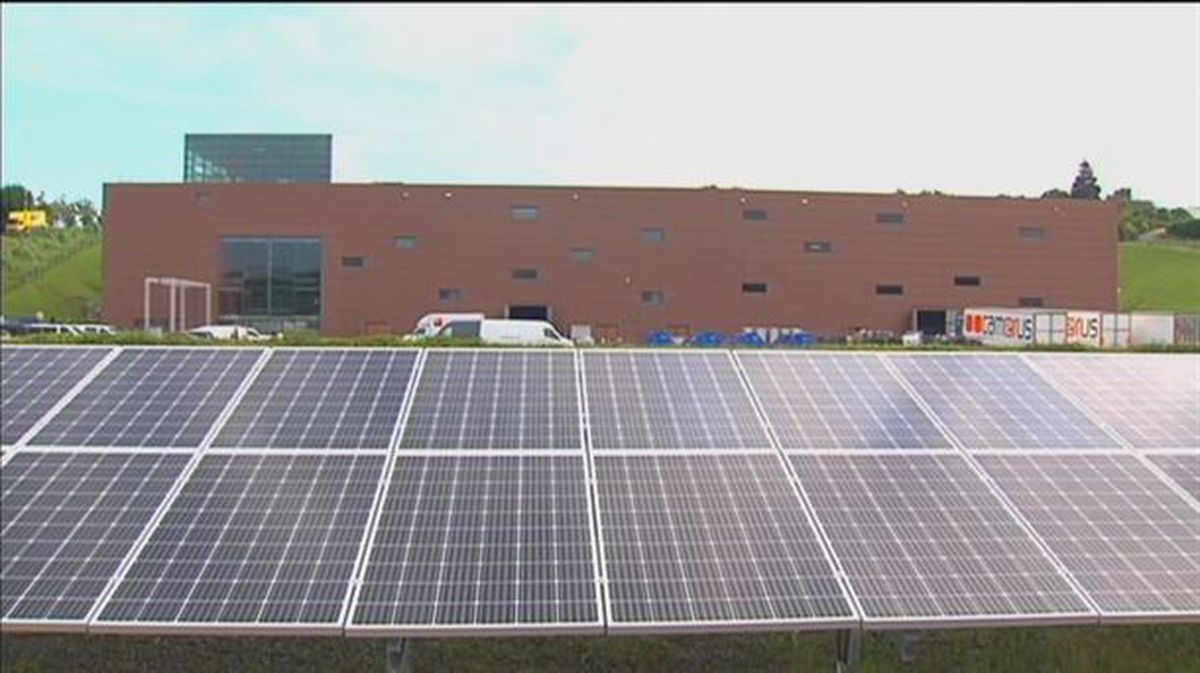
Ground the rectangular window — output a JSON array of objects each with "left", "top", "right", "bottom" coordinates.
[
  {"left": 642, "top": 290, "right": 665, "bottom": 305},
  {"left": 954, "top": 276, "right": 981, "bottom": 287},
  {"left": 342, "top": 256, "right": 365, "bottom": 268},
  {"left": 1019, "top": 296, "right": 1045, "bottom": 307},
  {"left": 805, "top": 241, "right": 833, "bottom": 253},
  {"left": 438, "top": 288, "right": 463, "bottom": 302},
  {"left": 876, "top": 212, "right": 905, "bottom": 225},
  {"left": 571, "top": 248, "right": 595, "bottom": 263},
  {"left": 394, "top": 236, "right": 418, "bottom": 249},
  {"left": 742, "top": 209, "right": 769, "bottom": 221},
  {"left": 1019, "top": 226, "right": 1047, "bottom": 239},
  {"left": 641, "top": 227, "right": 666, "bottom": 243},
  {"left": 510, "top": 205, "right": 540, "bottom": 220},
  {"left": 742, "top": 283, "right": 768, "bottom": 294},
  {"left": 511, "top": 268, "right": 539, "bottom": 280},
  {"left": 219, "top": 237, "right": 321, "bottom": 333},
  {"left": 875, "top": 284, "right": 904, "bottom": 295}
]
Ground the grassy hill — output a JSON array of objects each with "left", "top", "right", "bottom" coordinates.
[
  {"left": 1120, "top": 242, "right": 1200, "bottom": 312},
  {"left": 1, "top": 244, "right": 103, "bottom": 320},
  {"left": 1, "top": 227, "right": 103, "bottom": 321}
]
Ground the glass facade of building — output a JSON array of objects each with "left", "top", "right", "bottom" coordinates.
[
  {"left": 218, "top": 237, "right": 322, "bottom": 332},
  {"left": 184, "top": 134, "right": 332, "bottom": 183}
]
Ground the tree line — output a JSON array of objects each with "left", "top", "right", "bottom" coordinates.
[
  {"left": 2, "top": 184, "right": 101, "bottom": 231},
  {"left": 1041, "top": 161, "right": 1197, "bottom": 241}
]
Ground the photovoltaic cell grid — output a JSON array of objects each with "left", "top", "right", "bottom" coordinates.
[
  {"left": 1, "top": 347, "right": 111, "bottom": 445},
  {"left": 978, "top": 454, "right": 1200, "bottom": 617},
  {"left": 595, "top": 454, "right": 853, "bottom": 627},
  {"left": 400, "top": 351, "right": 580, "bottom": 450},
  {"left": 97, "top": 454, "right": 381, "bottom": 626},
  {"left": 352, "top": 455, "right": 598, "bottom": 630},
  {"left": 790, "top": 453, "right": 1091, "bottom": 622},
  {"left": 891, "top": 355, "right": 1119, "bottom": 449},
  {"left": 1147, "top": 454, "right": 1200, "bottom": 501},
  {"left": 738, "top": 353, "right": 950, "bottom": 449},
  {"left": 1025, "top": 355, "right": 1200, "bottom": 448},
  {"left": 30, "top": 349, "right": 262, "bottom": 448},
  {"left": 584, "top": 352, "right": 771, "bottom": 450},
  {"left": 2, "top": 452, "right": 188, "bottom": 622},
  {"left": 213, "top": 349, "right": 417, "bottom": 449}
]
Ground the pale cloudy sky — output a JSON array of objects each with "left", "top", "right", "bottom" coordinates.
[{"left": 2, "top": 3, "right": 1197, "bottom": 206}]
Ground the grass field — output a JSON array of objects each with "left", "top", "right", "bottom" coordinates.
[
  {"left": 1120, "top": 242, "right": 1200, "bottom": 312},
  {"left": 3, "top": 625, "right": 1199, "bottom": 673},
  {"left": 1, "top": 243, "right": 103, "bottom": 321}
]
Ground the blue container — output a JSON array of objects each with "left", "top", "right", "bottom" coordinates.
[
  {"left": 776, "top": 331, "right": 816, "bottom": 348},
  {"left": 733, "top": 331, "right": 767, "bottom": 347},
  {"left": 646, "top": 330, "right": 677, "bottom": 346},
  {"left": 688, "top": 331, "right": 727, "bottom": 347}
]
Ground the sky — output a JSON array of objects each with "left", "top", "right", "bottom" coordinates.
[{"left": 2, "top": 3, "right": 1197, "bottom": 207}]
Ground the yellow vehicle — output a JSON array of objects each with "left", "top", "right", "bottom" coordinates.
[{"left": 5, "top": 209, "right": 49, "bottom": 234}]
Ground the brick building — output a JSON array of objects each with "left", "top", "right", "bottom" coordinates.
[{"left": 102, "top": 183, "right": 1120, "bottom": 340}]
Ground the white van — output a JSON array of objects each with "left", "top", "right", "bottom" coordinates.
[
  {"left": 187, "top": 324, "right": 272, "bottom": 342},
  {"left": 403, "top": 313, "right": 487, "bottom": 341},
  {"left": 427, "top": 317, "right": 573, "bottom": 347}
]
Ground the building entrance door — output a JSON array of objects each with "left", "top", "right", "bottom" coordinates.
[
  {"left": 915, "top": 310, "right": 948, "bottom": 336},
  {"left": 508, "top": 305, "right": 549, "bottom": 321}
]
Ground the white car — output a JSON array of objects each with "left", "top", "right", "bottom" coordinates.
[
  {"left": 187, "top": 324, "right": 273, "bottom": 342},
  {"left": 72, "top": 323, "right": 117, "bottom": 335}
]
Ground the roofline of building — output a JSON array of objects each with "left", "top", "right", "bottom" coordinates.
[{"left": 102, "top": 181, "right": 1122, "bottom": 205}]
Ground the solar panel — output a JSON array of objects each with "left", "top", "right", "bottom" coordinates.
[
  {"left": 350, "top": 454, "right": 600, "bottom": 633},
  {"left": 2, "top": 451, "right": 189, "bottom": 626},
  {"left": 30, "top": 349, "right": 262, "bottom": 448},
  {"left": 1147, "top": 454, "right": 1200, "bottom": 501},
  {"left": 1, "top": 347, "right": 112, "bottom": 445},
  {"left": 738, "top": 353, "right": 950, "bottom": 449},
  {"left": 399, "top": 351, "right": 580, "bottom": 450},
  {"left": 977, "top": 453, "right": 1200, "bottom": 619},
  {"left": 790, "top": 452, "right": 1093, "bottom": 626},
  {"left": 583, "top": 352, "right": 771, "bottom": 450},
  {"left": 890, "top": 355, "right": 1119, "bottom": 449},
  {"left": 1024, "top": 355, "right": 1200, "bottom": 448},
  {"left": 213, "top": 349, "right": 417, "bottom": 449},
  {"left": 594, "top": 453, "right": 854, "bottom": 630},
  {"left": 95, "top": 453, "right": 382, "bottom": 630}
]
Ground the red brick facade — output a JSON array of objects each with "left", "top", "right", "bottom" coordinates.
[{"left": 103, "top": 183, "right": 1120, "bottom": 340}]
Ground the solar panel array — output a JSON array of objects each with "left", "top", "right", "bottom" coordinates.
[
  {"left": 97, "top": 454, "right": 382, "bottom": 629},
  {"left": 400, "top": 351, "right": 580, "bottom": 450},
  {"left": 790, "top": 452, "right": 1091, "bottom": 625},
  {"left": 1, "top": 347, "right": 112, "bottom": 445},
  {"left": 595, "top": 453, "right": 853, "bottom": 628},
  {"left": 2, "top": 452, "right": 189, "bottom": 624},
  {"left": 1, "top": 345, "right": 1197, "bottom": 638},
  {"left": 739, "top": 353, "right": 950, "bottom": 449},
  {"left": 890, "top": 355, "right": 1121, "bottom": 449},
  {"left": 350, "top": 455, "right": 598, "bottom": 633},
  {"left": 31, "top": 349, "right": 261, "bottom": 448},
  {"left": 1146, "top": 454, "right": 1200, "bottom": 500},
  {"left": 976, "top": 454, "right": 1200, "bottom": 618},
  {"left": 214, "top": 350, "right": 416, "bottom": 449},
  {"left": 1023, "top": 355, "right": 1200, "bottom": 448},
  {"left": 583, "top": 351, "right": 770, "bottom": 449}
]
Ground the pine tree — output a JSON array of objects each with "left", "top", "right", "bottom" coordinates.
[{"left": 1070, "top": 160, "right": 1101, "bottom": 199}]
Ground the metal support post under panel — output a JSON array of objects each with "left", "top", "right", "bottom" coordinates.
[
  {"left": 835, "top": 629, "right": 862, "bottom": 673},
  {"left": 386, "top": 639, "right": 412, "bottom": 673}
]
